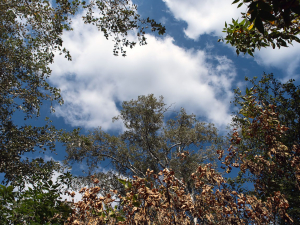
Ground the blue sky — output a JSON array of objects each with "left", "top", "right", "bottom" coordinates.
[{"left": 10, "top": 0, "right": 300, "bottom": 179}]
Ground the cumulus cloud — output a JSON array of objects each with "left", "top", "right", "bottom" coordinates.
[
  {"left": 254, "top": 44, "right": 300, "bottom": 81},
  {"left": 162, "top": 0, "right": 246, "bottom": 39},
  {"left": 161, "top": 0, "right": 300, "bottom": 78},
  {"left": 49, "top": 12, "right": 236, "bottom": 131}
]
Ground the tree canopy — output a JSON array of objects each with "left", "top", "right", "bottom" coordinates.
[
  {"left": 220, "top": 0, "right": 300, "bottom": 55},
  {"left": 1, "top": 0, "right": 300, "bottom": 224},
  {"left": 63, "top": 94, "right": 221, "bottom": 196}
]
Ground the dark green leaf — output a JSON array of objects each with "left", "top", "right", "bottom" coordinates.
[
  {"left": 254, "top": 18, "right": 264, "bottom": 33},
  {"left": 133, "top": 201, "right": 141, "bottom": 207},
  {"left": 258, "top": 1, "right": 272, "bottom": 12},
  {"left": 291, "top": 6, "right": 300, "bottom": 15},
  {"left": 259, "top": 11, "right": 276, "bottom": 21},
  {"left": 117, "top": 216, "right": 125, "bottom": 221},
  {"left": 247, "top": 48, "right": 254, "bottom": 56}
]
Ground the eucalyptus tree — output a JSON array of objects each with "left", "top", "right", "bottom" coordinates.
[
  {"left": 63, "top": 94, "right": 222, "bottom": 197},
  {"left": 0, "top": 0, "right": 165, "bottom": 184}
]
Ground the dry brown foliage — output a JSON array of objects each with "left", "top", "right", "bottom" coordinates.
[
  {"left": 66, "top": 167, "right": 290, "bottom": 224},
  {"left": 221, "top": 101, "right": 299, "bottom": 223}
]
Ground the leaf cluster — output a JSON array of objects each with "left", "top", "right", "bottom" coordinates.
[
  {"left": 83, "top": 0, "right": 166, "bottom": 56},
  {"left": 227, "top": 74, "right": 300, "bottom": 223},
  {"left": 220, "top": 0, "right": 300, "bottom": 55},
  {"left": 0, "top": 0, "right": 78, "bottom": 183},
  {"left": 67, "top": 165, "right": 291, "bottom": 224},
  {"left": 0, "top": 169, "right": 74, "bottom": 224}
]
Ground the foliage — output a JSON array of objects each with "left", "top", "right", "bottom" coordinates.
[
  {"left": 0, "top": 118, "right": 65, "bottom": 184},
  {"left": 0, "top": 166, "right": 74, "bottom": 224},
  {"left": 63, "top": 94, "right": 221, "bottom": 196},
  {"left": 71, "top": 171, "right": 128, "bottom": 199},
  {"left": 83, "top": 0, "right": 166, "bottom": 56},
  {"left": 0, "top": 0, "right": 165, "bottom": 183},
  {"left": 224, "top": 74, "right": 300, "bottom": 224},
  {"left": 0, "top": 0, "right": 68, "bottom": 182},
  {"left": 66, "top": 165, "right": 290, "bottom": 224},
  {"left": 234, "top": 74, "right": 300, "bottom": 149},
  {"left": 3, "top": 0, "right": 299, "bottom": 224},
  {"left": 220, "top": 0, "right": 300, "bottom": 55},
  {"left": 0, "top": 0, "right": 165, "bottom": 221}
]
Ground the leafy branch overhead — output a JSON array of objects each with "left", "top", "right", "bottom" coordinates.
[
  {"left": 220, "top": 0, "right": 300, "bottom": 56},
  {"left": 83, "top": 0, "right": 166, "bottom": 56}
]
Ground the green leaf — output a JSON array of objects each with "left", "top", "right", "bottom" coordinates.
[
  {"left": 271, "top": 42, "right": 275, "bottom": 49},
  {"left": 259, "top": 11, "right": 276, "bottom": 21},
  {"left": 278, "top": 39, "right": 287, "bottom": 47},
  {"left": 117, "top": 216, "right": 125, "bottom": 221},
  {"left": 240, "top": 19, "right": 246, "bottom": 26},
  {"left": 132, "top": 194, "right": 138, "bottom": 201},
  {"left": 118, "top": 179, "right": 132, "bottom": 189},
  {"left": 246, "top": 87, "right": 250, "bottom": 95},
  {"left": 133, "top": 201, "right": 141, "bottom": 207},
  {"left": 118, "top": 179, "right": 126, "bottom": 186},
  {"left": 127, "top": 181, "right": 132, "bottom": 188},
  {"left": 247, "top": 48, "right": 254, "bottom": 56},
  {"left": 232, "top": 0, "right": 240, "bottom": 4},
  {"left": 254, "top": 17, "right": 264, "bottom": 34}
]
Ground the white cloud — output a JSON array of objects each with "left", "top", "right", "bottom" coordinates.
[
  {"left": 50, "top": 12, "right": 236, "bottom": 131},
  {"left": 254, "top": 44, "right": 300, "bottom": 81},
  {"left": 162, "top": 0, "right": 246, "bottom": 39},
  {"left": 161, "top": 0, "right": 300, "bottom": 78}
]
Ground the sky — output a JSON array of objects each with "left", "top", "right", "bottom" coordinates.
[
  {"left": 5, "top": 0, "right": 300, "bottom": 187},
  {"left": 48, "top": 0, "right": 300, "bottom": 131}
]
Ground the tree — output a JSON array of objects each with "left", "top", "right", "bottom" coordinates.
[
  {"left": 225, "top": 74, "right": 300, "bottom": 224},
  {"left": 63, "top": 94, "right": 221, "bottom": 199},
  {"left": 220, "top": 0, "right": 300, "bottom": 56},
  {"left": 0, "top": 0, "right": 165, "bottom": 184},
  {"left": 0, "top": 163, "right": 73, "bottom": 224}
]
